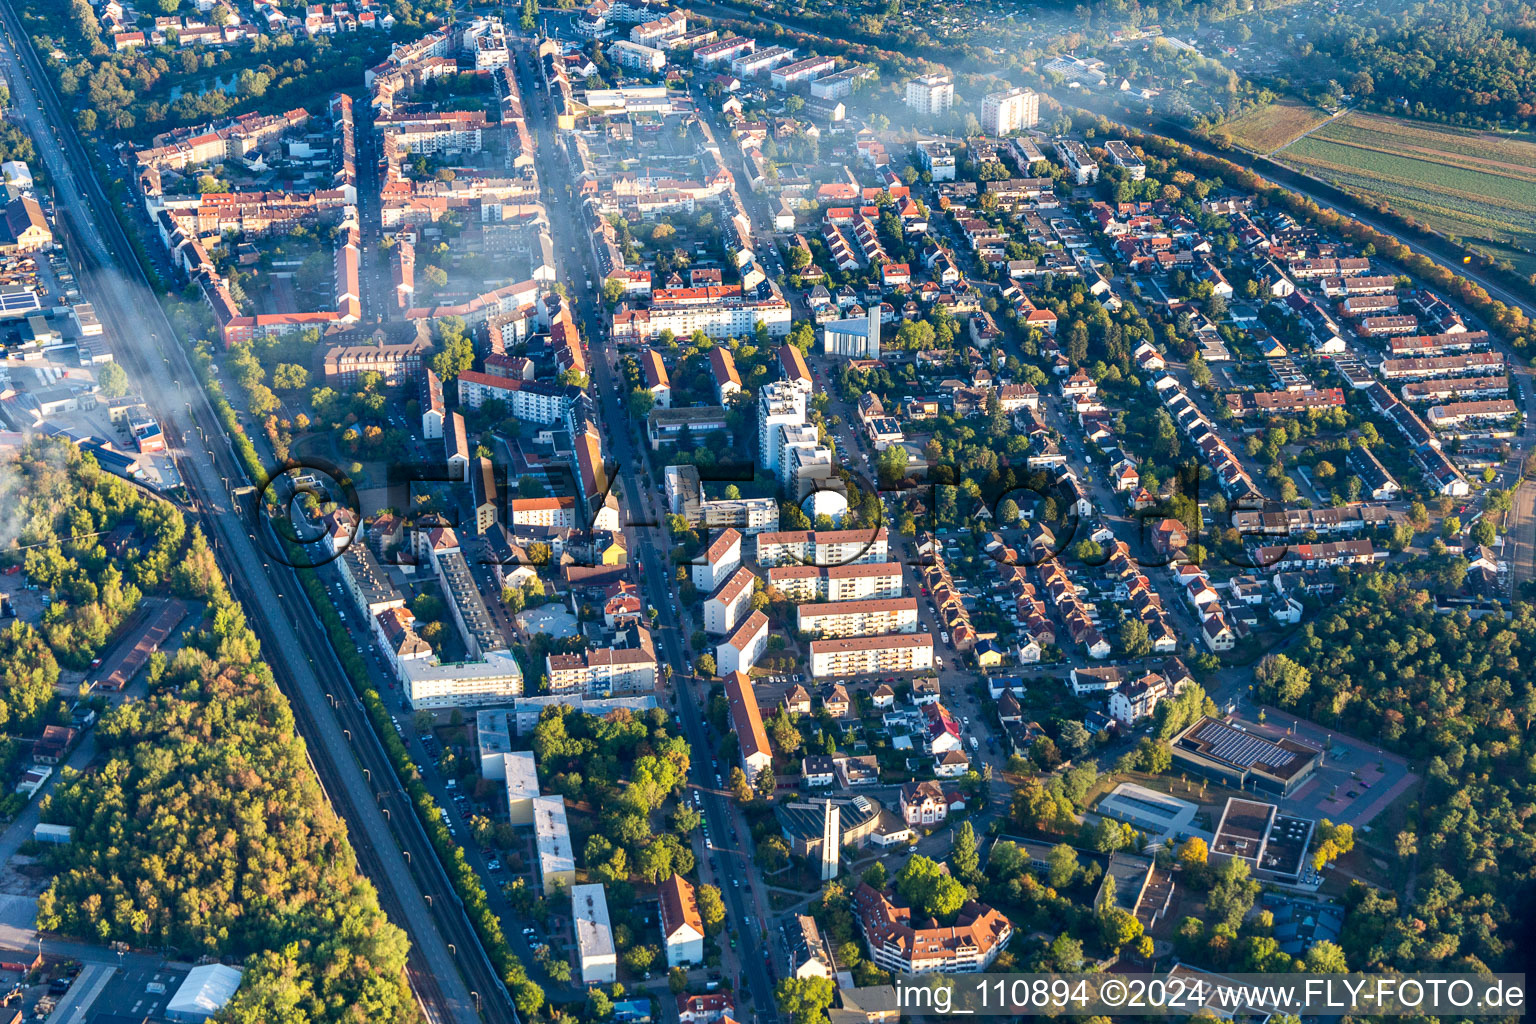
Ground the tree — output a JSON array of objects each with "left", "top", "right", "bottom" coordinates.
[
  {"left": 729, "top": 767, "right": 753, "bottom": 803},
  {"left": 1310, "top": 819, "right": 1355, "bottom": 870},
  {"left": 272, "top": 363, "right": 309, "bottom": 391},
  {"left": 1047, "top": 933, "right": 1084, "bottom": 971},
  {"left": 776, "top": 976, "right": 836, "bottom": 1024},
  {"left": 695, "top": 653, "right": 717, "bottom": 677},
  {"left": 97, "top": 362, "right": 130, "bottom": 399},
  {"left": 950, "top": 821, "right": 979, "bottom": 883},
  {"left": 894, "top": 855, "right": 968, "bottom": 920},
  {"left": 876, "top": 443, "right": 909, "bottom": 485},
  {"left": 1046, "top": 844, "right": 1079, "bottom": 889},
  {"left": 997, "top": 498, "right": 1020, "bottom": 525},
  {"left": 698, "top": 884, "right": 726, "bottom": 934},
  {"left": 1304, "top": 940, "right": 1349, "bottom": 973},
  {"left": 1098, "top": 905, "right": 1144, "bottom": 953},
  {"left": 1206, "top": 856, "right": 1259, "bottom": 929},
  {"left": 1118, "top": 619, "right": 1152, "bottom": 658},
  {"left": 1178, "top": 836, "right": 1208, "bottom": 869},
  {"left": 432, "top": 316, "right": 475, "bottom": 382},
  {"left": 1253, "top": 653, "right": 1311, "bottom": 707},
  {"left": 1472, "top": 518, "right": 1497, "bottom": 547}
]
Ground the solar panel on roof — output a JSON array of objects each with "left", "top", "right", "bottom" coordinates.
[{"left": 1195, "top": 720, "right": 1297, "bottom": 768}]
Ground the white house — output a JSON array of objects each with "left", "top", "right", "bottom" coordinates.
[
  {"left": 693, "top": 528, "right": 744, "bottom": 592},
  {"left": 717, "top": 609, "right": 768, "bottom": 676},
  {"left": 659, "top": 874, "right": 706, "bottom": 968}
]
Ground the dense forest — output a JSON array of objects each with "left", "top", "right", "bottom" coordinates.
[
  {"left": 2, "top": 440, "right": 416, "bottom": 1023},
  {"left": 1306, "top": 0, "right": 1536, "bottom": 125},
  {"left": 1253, "top": 574, "right": 1536, "bottom": 973}
]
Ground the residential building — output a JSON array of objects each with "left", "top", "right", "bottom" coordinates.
[
  {"left": 789, "top": 914, "right": 834, "bottom": 979},
  {"left": 755, "top": 527, "right": 888, "bottom": 567},
  {"left": 795, "top": 597, "right": 919, "bottom": 638},
  {"left": 678, "top": 994, "right": 735, "bottom": 1024},
  {"left": 904, "top": 74, "right": 954, "bottom": 116},
  {"left": 704, "top": 565, "right": 757, "bottom": 635},
  {"left": 422, "top": 368, "right": 445, "bottom": 439},
  {"left": 808, "top": 633, "right": 934, "bottom": 678},
  {"left": 852, "top": 884, "right": 1012, "bottom": 974},
  {"left": 535, "top": 795, "right": 576, "bottom": 894},
  {"left": 726, "top": 670, "right": 772, "bottom": 780},
  {"left": 979, "top": 87, "right": 1038, "bottom": 135},
  {"left": 764, "top": 562, "right": 904, "bottom": 603},
  {"left": 1103, "top": 139, "right": 1145, "bottom": 179},
  {"left": 717, "top": 609, "right": 768, "bottom": 675},
  {"left": 658, "top": 874, "right": 706, "bottom": 967},
  {"left": 693, "top": 527, "right": 743, "bottom": 591},
  {"left": 573, "top": 884, "right": 618, "bottom": 983},
  {"left": 1053, "top": 139, "right": 1098, "bottom": 184}
]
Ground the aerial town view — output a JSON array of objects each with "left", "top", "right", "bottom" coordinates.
[{"left": 0, "top": 0, "right": 1530, "bottom": 1019}]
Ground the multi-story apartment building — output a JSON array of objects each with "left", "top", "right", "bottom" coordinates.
[
  {"left": 915, "top": 141, "right": 956, "bottom": 182},
  {"left": 1054, "top": 139, "right": 1099, "bottom": 184},
  {"left": 456, "top": 374, "right": 580, "bottom": 424},
  {"left": 756, "top": 528, "right": 889, "bottom": 568},
  {"left": 852, "top": 884, "right": 1012, "bottom": 974},
  {"left": 979, "top": 87, "right": 1038, "bottom": 134},
  {"left": 321, "top": 338, "right": 432, "bottom": 385},
  {"left": 693, "top": 528, "right": 743, "bottom": 591},
  {"left": 693, "top": 35, "right": 753, "bottom": 66},
  {"left": 809, "top": 66, "right": 869, "bottom": 100},
  {"left": 704, "top": 565, "right": 757, "bottom": 635},
  {"left": 509, "top": 495, "right": 579, "bottom": 529},
  {"left": 808, "top": 633, "right": 934, "bottom": 678},
  {"left": 546, "top": 630, "right": 658, "bottom": 696},
  {"left": 1103, "top": 140, "right": 1145, "bottom": 180},
  {"left": 795, "top": 597, "right": 919, "bottom": 638},
  {"left": 758, "top": 380, "right": 808, "bottom": 474},
  {"left": 611, "top": 295, "right": 792, "bottom": 342},
  {"left": 905, "top": 73, "right": 954, "bottom": 116},
  {"left": 771, "top": 55, "right": 837, "bottom": 90},
  {"left": 608, "top": 38, "right": 666, "bottom": 71},
  {"left": 726, "top": 670, "right": 772, "bottom": 780},
  {"left": 732, "top": 45, "right": 796, "bottom": 77},
  {"left": 717, "top": 609, "right": 769, "bottom": 675},
  {"left": 765, "top": 562, "right": 905, "bottom": 603},
  {"left": 642, "top": 348, "right": 671, "bottom": 407}
]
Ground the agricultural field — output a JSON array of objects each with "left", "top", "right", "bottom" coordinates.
[
  {"left": 1275, "top": 112, "right": 1536, "bottom": 277},
  {"left": 1214, "top": 99, "right": 1333, "bottom": 153}
]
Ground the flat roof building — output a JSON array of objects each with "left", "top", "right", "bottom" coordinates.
[
  {"left": 1171, "top": 717, "right": 1321, "bottom": 797},
  {"left": 534, "top": 794, "right": 576, "bottom": 894},
  {"left": 572, "top": 883, "right": 618, "bottom": 983},
  {"left": 1212, "top": 797, "right": 1316, "bottom": 884},
  {"left": 503, "top": 749, "right": 540, "bottom": 824},
  {"left": 1095, "top": 782, "right": 1198, "bottom": 838}
]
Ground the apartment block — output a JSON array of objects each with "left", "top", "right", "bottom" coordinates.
[
  {"left": 765, "top": 562, "right": 905, "bottom": 603},
  {"left": 717, "top": 609, "right": 769, "bottom": 676},
  {"left": 755, "top": 528, "right": 889, "bottom": 568},
  {"left": 809, "top": 633, "right": 934, "bottom": 678},
  {"left": 704, "top": 565, "right": 757, "bottom": 635},
  {"left": 693, "top": 527, "right": 743, "bottom": 591},
  {"left": 980, "top": 87, "right": 1038, "bottom": 135},
  {"left": 795, "top": 597, "right": 919, "bottom": 638},
  {"left": 905, "top": 74, "right": 954, "bottom": 116}
]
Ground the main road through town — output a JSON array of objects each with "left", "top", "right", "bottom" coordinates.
[
  {"left": 512, "top": 39, "right": 785, "bottom": 1023},
  {"left": 0, "top": 7, "right": 514, "bottom": 1022}
]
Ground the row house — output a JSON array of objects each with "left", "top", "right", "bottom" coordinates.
[{"left": 1040, "top": 560, "right": 1110, "bottom": 659}]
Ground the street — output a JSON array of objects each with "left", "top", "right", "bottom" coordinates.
[{"left": 513, "top": 42, "right": 785, "bottom": 1020}]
